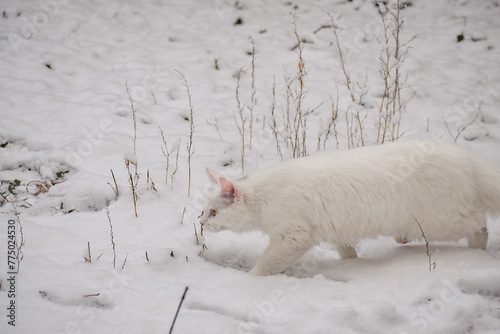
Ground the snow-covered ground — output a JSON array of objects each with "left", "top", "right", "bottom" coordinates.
[{"left": 1, "top": 0, "right": 500, "bottom": 333}]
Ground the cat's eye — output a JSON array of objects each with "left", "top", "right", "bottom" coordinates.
[{"left": 210, "top": 209, "right": 217, "bottom": 217}]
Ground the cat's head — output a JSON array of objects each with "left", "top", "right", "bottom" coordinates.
[{"left": 199, "top": 168, "right": 255, "bottom": 233}]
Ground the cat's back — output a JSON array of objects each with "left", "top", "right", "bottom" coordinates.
[{"left": 243, "top": 141, "right": 468, "bottom": 187}]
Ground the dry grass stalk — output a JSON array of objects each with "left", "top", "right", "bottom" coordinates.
[
  {"left": 181, "top": 207, "right": 186, "bottom": 225},
  {"left": 159, "top": 126, "right": 172, "bottom": 185},
  {"left": 176, "top": 70, "right": 195, "bottom": 197},
  {"left": 171, "top": 139, "right": 181, "bottom": 190},
  {"left": 444, "top": 102, "right": 481, "bottom": 142},
  {"left": 376, "top": 0, "right": 417, "bottom": 144},
  {"left": 318, "top": 94, "right": 340, "bottom": 151},
  {"left": 249, "top": 37, "right": 257, "bottom": 150},
  {"left": 328, "top": 13, "right": 357, "bottom": 105},
  {"left": 169, "top": 287, "right": 189, "bottom": 334},
  {"left": 108, "top": 169, "right": 119, "bottom": 197},
  {"left": 106, "top": 205, "right": 117, "bottom": 268},
  {"left": 84, "top": 241, "right": 92, "bottom": 263},
  {"left": 413, "top": 216, "right": 436, "bottom": 272},
  {"left": 125, "top": 159, "right": 139, "bottom": 217},
  {"left": 328, "top": 13, "right": 368, "bottom": 149},
  {"left": 121, "top": 253, "right": 129, "bottom": 270},
  {"left": 287, "top": 17, "right": 312, "bottom": 158},
  {"left": 193, "top": 222, "right": 200, "bottom": 246},
  {"left": 125, "top": 81, "right": 138, "bottom": 156},
  {"left": 206, "top": 116, "right": 224, "bottom": 141},
  {"left": 146, "top": 169, "right": 157, "bottom": 192},
  {"left": 233, "top": 67, "right": 246, "bottom": 173},
  {"left": 270, "top": 75, "right": 283, "bottom": 160},
  {"left": 11, "top": 202, "right": 24, "bottom": 271}
]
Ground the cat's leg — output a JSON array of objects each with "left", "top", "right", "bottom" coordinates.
[
  {"left": 336, "top": 244, "right": 357, "bottom": 259},
  {"left": 468, "top": 227, "right": 488, "bottom": 250},
  {"left": 249, "top": 236, "right": 311, "bottom": 276},
  {"left": 466, "top": 211, "right": 488, "bottom": 250}
]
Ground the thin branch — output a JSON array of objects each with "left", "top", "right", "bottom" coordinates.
[
  {"left": 171, "top": 139, "right": 181, "bottom": 190},
  {"left": 169, "top": 287, "right": 189, "bottom": 334},
  {"left": 159, "top": 126, "right": 172, "bottom": 185},
  {"left": 327, "top": 13, "right": 356, "bottom": 104},
  {"left": 413, "top": 216, "right": 436, "bottom": 272},
  {"left": 270, "top": 75, "right": 283, "bottom": 160},
  {"left": 108, "top": 169, "right": 119, "bottom": 197},
  {"left": 181, "top": 207, "right": 186, "bottom": 225},
  {"left": 233, "top": 67, "right": 246, "bottom": 173},
  {"left": 121, "top": 253, "right": 129, "bottom": 270},
  {"left": 176, "top": 70, "right": 195, "bottom": 197},
  {"left": 248, "top": 36, "right": 257, "bottom": 150},
  {"left": 106, "top": 205, "right": 117, "bottom": 268},
  {"left": 444, "top": 103, "right": 481, "bottom": 142},
  {"left": 84, "top": 241, "right": 92, "bottom": 263},
  {"left": 125, "top": 81, "right": 138, "bottom": 156},
  {"left": 193, "top": 222, "right": 200, "bottom": 246},
  {"left": 125, "top": 159, "right": 139, "bottom": 217},
  {"left": 206, "top": 117, "right": 224, "bottom": 141},
  {"left": 11, "top": 201, "right": 24, "bottom": 271}
]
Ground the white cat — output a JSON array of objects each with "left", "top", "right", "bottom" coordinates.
[{"left": 199, "top": 140, "right": 500, "bottom": 276}]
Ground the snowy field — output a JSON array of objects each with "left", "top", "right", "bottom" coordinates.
[{"left": 1, "top": 0, "right": 500, "bottom": 333}]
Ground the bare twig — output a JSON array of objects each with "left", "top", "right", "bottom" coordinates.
[
  {"left": 123, "top": 83, "right": 140, "bottom": 216},
  {"left": 106, "top": 205, "right": 117, "bottom": 268},
  {"left": 84, "top": 241, "right": 92, "bottom": 263},
  {"left": 169, "top": 287, "right": 189, "bottom": 334},
  {"left": 206, "top": 116, "right": 224, "bottom": 141},
  {"left": 108, "top": 169, "right": 119, "bottom": 197},
  {"left": 328, "top": 13, "right": 356, "bottom": 104},
  {"left": 176, "top": 70, "right": 195, "bottom": 197},
  {"left": 248, "top": 37, "right": 257, "bottom": 150},
  {"left": 181, "top": 207, "right": 186, "bottom": 225},
  {"left": 11, "top": 201, "right": 24, "bottom": 271},
  {"left": 84, "top": 293, "right": 100, "bottom": 298},
  {"left": 146, "top": 170, "right": 157, "bottom": 192},
  {"left": 125, "top": 159, "right": 139, "bottom": 217},
  {"left": 159, "top": 126, "right": 172, "bottom": 185},
  {"left": 376, "top": 0, "right": 416, "bottom": 144},
  {"left": 413, "top": 216, "right": 436, "bottom": 272},
  {"left": 193, "top": 222, "right": 200, "bottom": 245},
  {"left": 171, "top": 139, "right": 181, "bottom": 190},
  {"left": 125, "top": 81, "right": 138, "bottom": 156},
  {"left": 270, "top": 75, "right": 283, "bottom": 160},
  {"left": 291, "top": 16, "right": 309, "bottom": 158},
  {"left": 121, "top": 253, "right": 128, "bottom": 270},
  {"left": 444, "top": 103, "right": 481, "bottom": 142},
  {"left": 321, "top": 95, "right": 340, "bottom": 150},
  {"left": 233, "top": 67, "right": 246, "bottom": 173},
  {"left": 313, "top": 24, "right": 334, "bottom": 34}
]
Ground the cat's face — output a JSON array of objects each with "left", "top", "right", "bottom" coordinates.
[
  {"left": 200, "top": 168, "right": 254, "bottom": 233},
  {"left": 199, "top": 187, "right": 234, "bottom": 232}
]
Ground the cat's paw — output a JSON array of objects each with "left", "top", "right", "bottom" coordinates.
[
  {"left": 248, "top": 266, "right": 272, "bottom": 276},
  {"left": 395, "top": 236, "right": 408, "bottom": 244},
  {"left": 337, "top": 245, "right": 358, "bottom": 259}
]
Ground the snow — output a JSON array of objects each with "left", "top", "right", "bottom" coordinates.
[{"left": 1, "top": 0, "right": 500, "bottom": 333}]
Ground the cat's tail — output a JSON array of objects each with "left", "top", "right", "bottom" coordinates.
[{"left": 476, "top": 159, "right": 500, "bottom": 217}]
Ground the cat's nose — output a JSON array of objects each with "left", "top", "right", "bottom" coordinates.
[{"left": 200, "top": 221, "right": 205, "bottom": 227}]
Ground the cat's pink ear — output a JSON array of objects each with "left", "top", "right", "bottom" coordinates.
[
  {"left": 219, "top": 178, "right": 240, "bottom": 201},
  {"left": 206, "top": 167, "right": 222, "bottom": 185}
]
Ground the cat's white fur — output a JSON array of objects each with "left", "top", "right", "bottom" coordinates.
[{"left": 200, "top": 140, "right": 500, "bottom": 276}]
